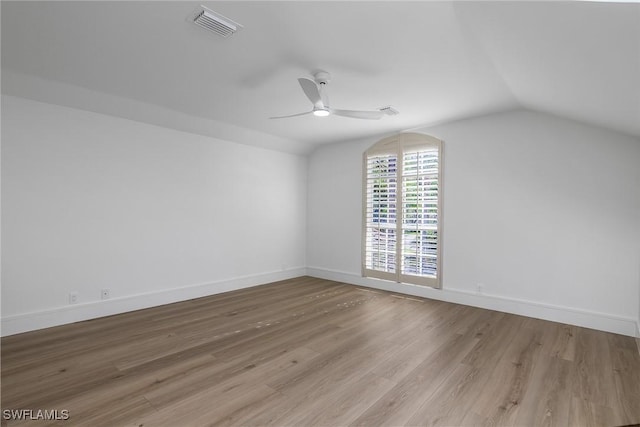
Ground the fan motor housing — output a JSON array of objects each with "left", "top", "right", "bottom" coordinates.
[{"left": 313, "top": 71, "right": 331, "bottom": 85}]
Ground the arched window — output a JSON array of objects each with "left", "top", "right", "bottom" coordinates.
[{"left": 362, "top": 133, "right": 443, "bottom": 288}]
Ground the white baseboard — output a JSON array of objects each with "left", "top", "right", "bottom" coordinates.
[
  {"left": 307, "top": 267, "right": 639, "bottom": 338},
  {"left": 3, "top": 266, "right": 636, "bottom": 339},
  {"left": 1, "top": 267, "right": 306, "bottom": 337}
]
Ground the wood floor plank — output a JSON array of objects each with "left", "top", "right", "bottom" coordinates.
[
  {"left": 460, "top": 313, "right": 526, "bottom": 369},
  {"left": 265, "top": 332, "right": 397, "bottom": 398},
  {"left": 65, "top": 353, "right": 218, "bottom": 418},
  {"left": 368, "top": 304, "right": 495, "bottom": 384},
  {"left": 608, "top": 334, "right": 640, "bottom": 426},
  {"left": 568, "top": 396, "right": 615, "bottom": 427},
  {"left": 279, "top": 372, "right": 396, "bottom": 427},
  {"left": 404, "top": 362, "right": 477, "bottom": 426},
  {"left": 139, "top": 383, "right": 278, "bottom": 427},
  {"left": 405, "top": 314, "right": 539, "bottom": 426},
  {"left": 471, "top": 319, "right": 546, "bottom": 425},
  {"left": 546, "top": 323, "right": 577, "bottom": 362},
  {"left": 571, "top": 326, "right": 618, "bottom": 409},
  {"left": 511, "top": 355, "right": 573, "bottom": 427},
  {"left": 350, "top": 333, "right": 481, "bottom": 427},
  {"left": 144, "top": 346, "right": 319, "bottom": 408},
  {"left": 2, "top": 276, "right": 639, "bottom": 426}
]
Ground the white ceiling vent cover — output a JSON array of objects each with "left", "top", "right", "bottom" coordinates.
[{"left": 190, "top": 6, "right": 242, "bottom": 38}]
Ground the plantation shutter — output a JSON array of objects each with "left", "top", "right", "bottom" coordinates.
[
  {"left": 363, "top": 138, "right": 399, "bottom": 282},
  {"left": 362, "top": 133, "right": 442, "bottom": 288}
]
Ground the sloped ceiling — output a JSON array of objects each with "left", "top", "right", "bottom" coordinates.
[{"left": 2, "top": 1, "right": 639, "bottom": 154}]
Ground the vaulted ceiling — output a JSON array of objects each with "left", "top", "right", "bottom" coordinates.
[{"left": 2, "top": 1, "right": 639, "bottom": 154}]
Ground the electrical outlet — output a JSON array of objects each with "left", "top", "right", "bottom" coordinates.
[
  {"left": 69, "top": 292, "right": 79, "bottom": 304},
  {"left": 101, "top": 288, "right": 110, "bottom": 300}
]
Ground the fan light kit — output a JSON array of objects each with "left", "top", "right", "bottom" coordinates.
[{"left": 270, "top": 71, "right": 398, "bottom": 120}]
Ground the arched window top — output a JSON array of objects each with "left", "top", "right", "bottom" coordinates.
[{"left": 365, "top": 132, "right": 443, "bottom": 156}]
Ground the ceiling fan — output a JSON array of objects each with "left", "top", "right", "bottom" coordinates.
[{"left": 270, "top": 71, "right": 395, "bottom": 120}]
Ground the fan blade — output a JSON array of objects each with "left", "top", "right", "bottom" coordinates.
[
  {"left": 331, "top": 109, "right": 384, "bottom": 120},
  {"left": 298, "top": 78, "right": 323, "bottom": 108},
  {"left": 269, "top": 111, "right": 313, "bottom": 119}
]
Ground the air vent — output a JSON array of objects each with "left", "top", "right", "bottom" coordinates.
[
  {"left": 190, "top": 6, "right": 242, "bottom": 38},
  {"left": 379, "top": 106, "right": 400, "bottom": 116}
]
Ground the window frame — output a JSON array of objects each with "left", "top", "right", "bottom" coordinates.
[{"left": 361, "top": 132, "right": 443, "bottom": 288}]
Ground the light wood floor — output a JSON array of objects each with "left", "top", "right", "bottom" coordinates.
[{"left": 2, "top": 277, "right": 640, "bottom": 426}]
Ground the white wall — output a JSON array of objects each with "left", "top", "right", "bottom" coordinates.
[
  {"left": 307, "top": 110, "right": 640, "bottom": 336},
  {"left": 1, "top": 95, "right": 307, "bottom": 335},
  {"left": 3, "top": 100, "right": 639, "bottom": 338}
]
